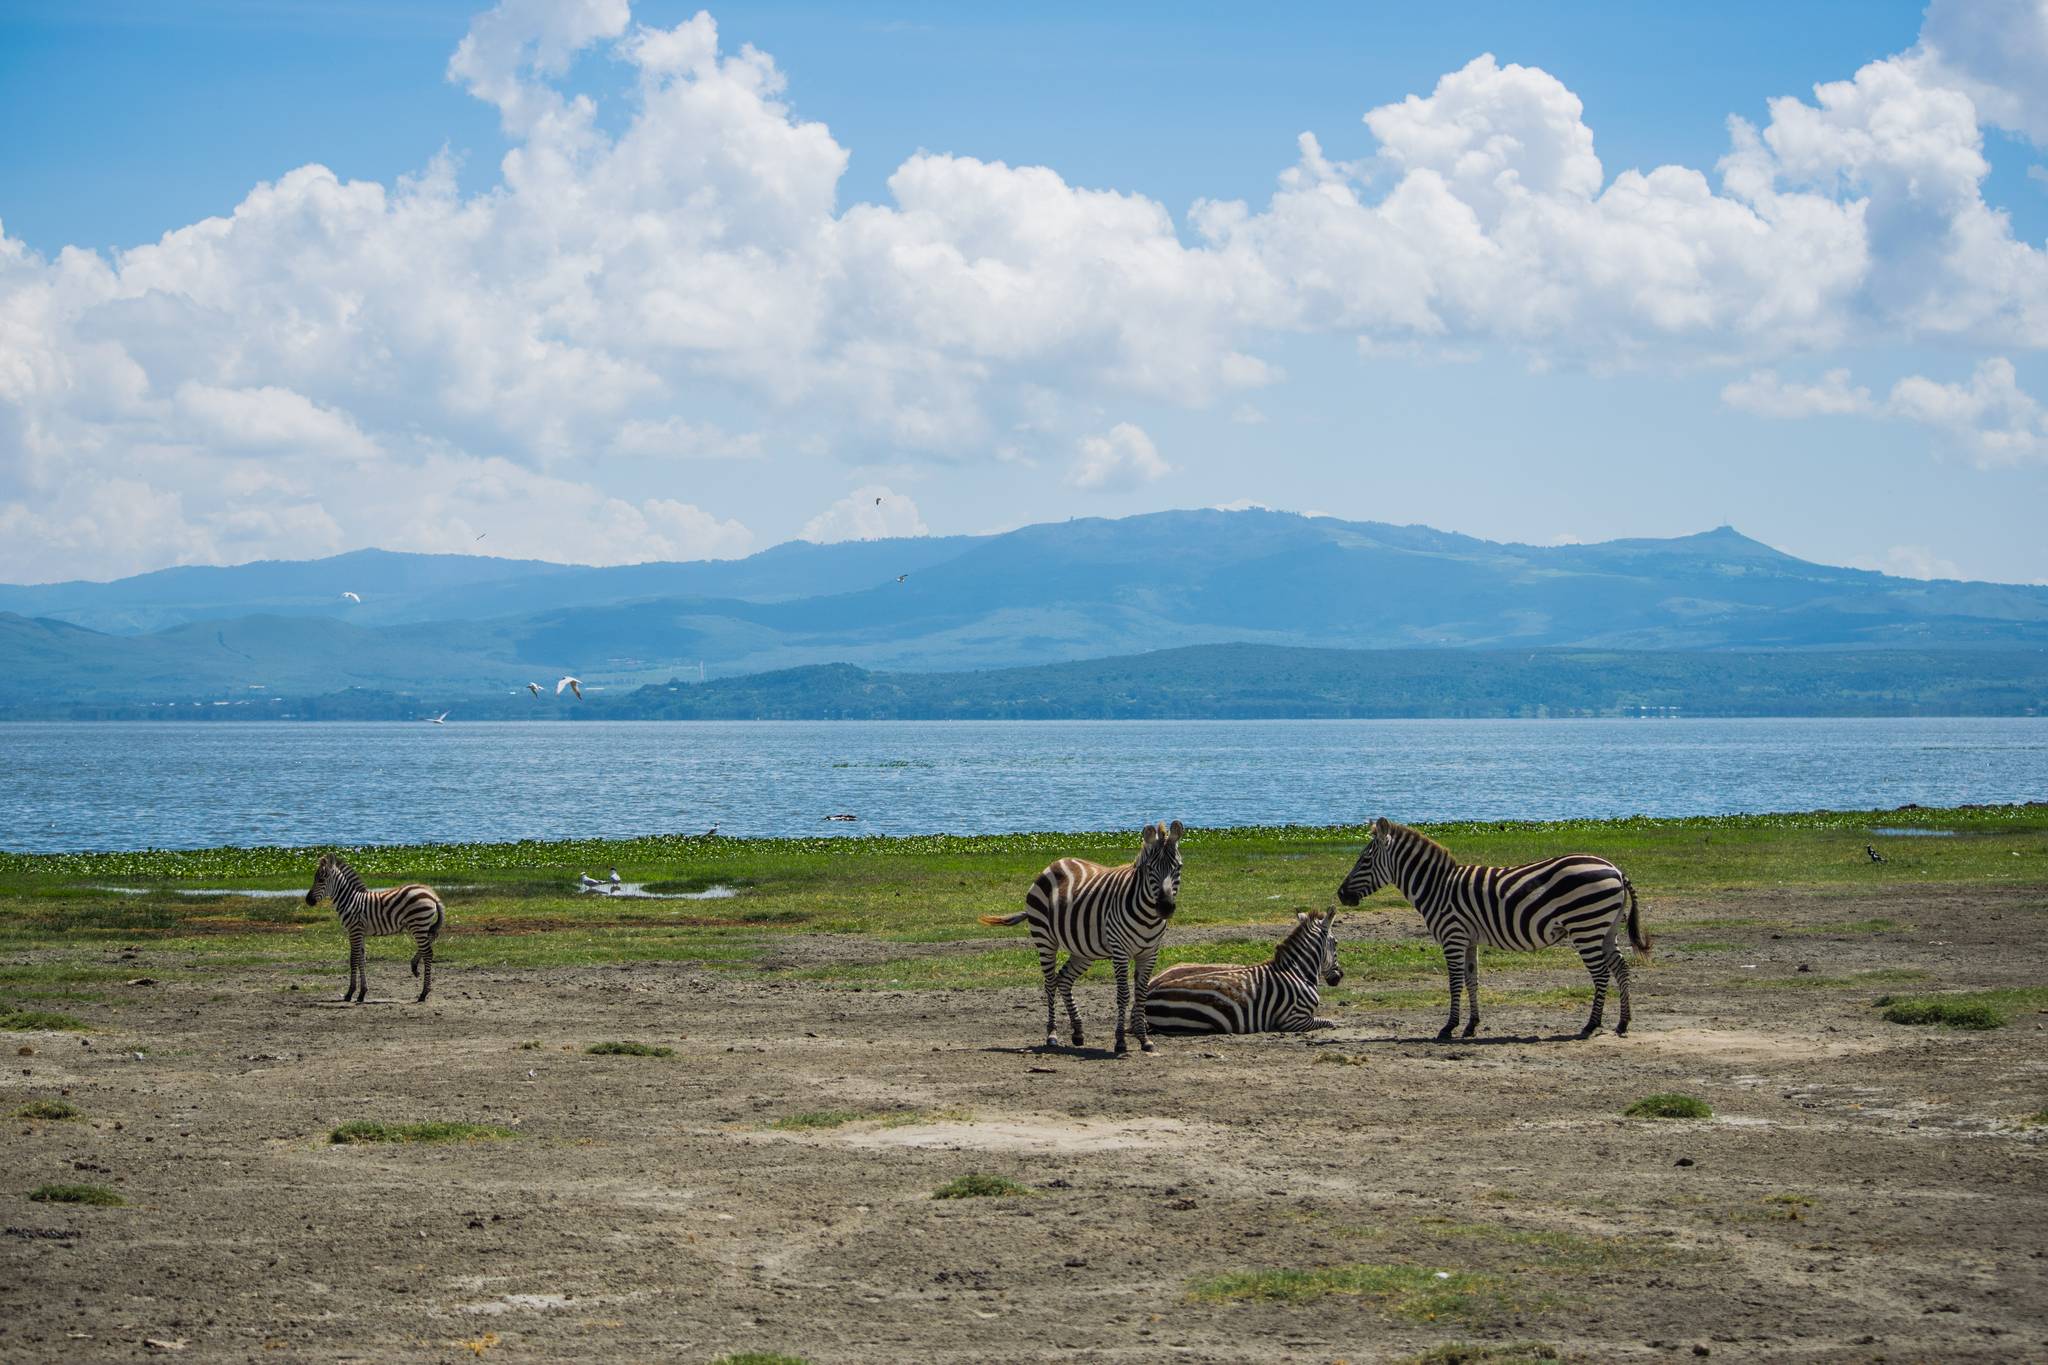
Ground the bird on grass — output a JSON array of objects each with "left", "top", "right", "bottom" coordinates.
[
  {"left": 342, "top": 591, "right": 361, "bottom": 603},
  {"left": 525, "top": 682, "right": 542, "bottom": 697},
  {"left": 557, "top": 677, "right": 583, "bottom": 700},
  {"left": 1866, "top": 845, "right": 1887, "bottom": 863},
  {"left": 703, "top": 824, "right": 719, "bottom": 838}
]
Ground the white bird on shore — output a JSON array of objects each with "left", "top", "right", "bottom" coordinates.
[
  {"left": 342, "top": 591, "right": 361, "bottom": 603},
  {"left": 429, "top": 712, "right": 449, "bottom": 725},
  {"left": 609, "top": 867, "right": 621, "bottom": 890},
  {"left": 526, "top": 682, "right": 542, "bottom": 697},
  {"left": 557, "top": 677, "right": 583, "bottom": 700}
]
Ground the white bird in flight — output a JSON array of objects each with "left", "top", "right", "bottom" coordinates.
[
  {"left": 896, "top": 574, "right": 908, "bottom": 583},
  {"left": 429, "top": 712, "right": 449, "bottom": 725},
  {"left": 342, "top": 591, "right": 361, "bottom": 603},
  {"left": 525, "top": 682, "right": 542, "bottom": 697},
  {"left": 557, "top": 676, "right": 583, "bottom": 700}
]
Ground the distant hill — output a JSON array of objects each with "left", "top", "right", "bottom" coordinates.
[
  {"left": 3, "top": 509, "right": 2047, "bottom": 709},
  {"left": 27, "top": 644, "right": 2047, "bottom": 720}
]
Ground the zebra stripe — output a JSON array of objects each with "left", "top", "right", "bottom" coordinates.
[
  {"left": 304, "top": 853, "right": 446, "bottom": 1004},
  {"left": 1336, "top": 818, "right": 1649, "bottom": 1040},
  {"left": 1144, "top": 908, "right": 1343, "bottom": 1035},
  {"left": 979, "top": 820, "right": 1184, "bottom": 1054}
]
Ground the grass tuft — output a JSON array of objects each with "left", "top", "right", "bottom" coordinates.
[
  {"left": 29, "top": 1183, "right": 123, "bottom": 1206},
  {"left": 1187, "top": 1263, "right": 1494, "bottom": 1320},
  {"left": 1877, "top": 994, "right": 2004, "bottom": 1030},
  {"left": 0, "top": 1008, "right": 88, "bottom": 1032},
  {"left": 1624, "top": 1093, "right": 1713, "bottom": 1120},
  {"left": 2024, "top": 1107, "right": 2048, "bottom": 1128},
  {"left": 328, "top": 1120, "right": 516, "bottom": 1145},
  {"left": 585, "top": 1040, "right": 675, "bottom": 1057},
  {"left": 15, "top": 1099, "right": 80, "bottom": 1120},
  {"left": 932, "top": 1173, "right": 1033, "bottom": 1200}
]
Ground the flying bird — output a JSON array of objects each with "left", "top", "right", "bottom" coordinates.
[
  {"left": 475, "top": 533, "right": 487, "bottom": 542},
  {"left": 429, "top": 712, "right": 449, "bottom": 725},
  {"left": 895, "top": 574, "right": 908, "bottom": 583},
  {"left": 557, "top": 677, "right": 583, "bottom": 700},
  {"left": 526, "top": 682, "right": 542, "bottom": 698},
  {"left": 341, "top": 591, "right": 361, "bottom": 603},
  {"left": 875, "top": 496, "right": 883, "bottom": 505}
]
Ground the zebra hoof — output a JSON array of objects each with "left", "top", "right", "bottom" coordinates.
[
  {"left": 1434, "top": 1026, "right": 1455, "bottom": 1042},
  {"left": 1576, "top": 1025, "right": 1600, "bottom": 1040},
  {"left": 1614, "top": 1021, "right": 1630, "bottom": 1036},
  {"left": 1140, "top": 1040, "right": 1157, "bottom": 1054}
]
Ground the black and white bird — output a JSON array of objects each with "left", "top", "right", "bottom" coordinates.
[
  {"left": 609, "top": 867, "right": 621, "bottom": 890},
  {"left": 557, "top": 676, "right": 583, "bottom": 700},
  {"left": 703, "top": 824, "right": 719, "bottom": 838},
  {"left": 895, "top": 574, "right": 908, "bottom": 583},
  {"left": 1866, "top": 845, "right": 1887, "bottom": 863},
  {"left": 526, "top": 682, "right": 542, "bottom": 697}
]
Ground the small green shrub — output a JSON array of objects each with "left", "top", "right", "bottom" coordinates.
[
  {"left": 1624, "top": 1093, "right": 1712, "bottom": 1120},
  {"left": 1877, "top": 996, "right": 2003, "bottom": 1030},
  {"left": 517, "top": 1040, "right": 541, "bottom": 1050},
  {"left": 15, "top": 1099, "right": 79, "bottom": 1120},
  {"left": 1188, "top": 1263, "right": 1493, "bottom": 1320},
  {"left": 585, "top": 1040, "right": 675, "bottom": 1057},
  {"left": 2024, "top": 1107, "right": 2048, "bottom": 1128},
  {"left": 328, "top": 1120, "right": 516, "bottom": 1145},
  {"left": 932, "top": 1173, "right": 1033, "bottom": 1200},
  {"left": 29, "top": 1183, "right": 122, "bottom": 1206},
  {"left": 0, "top": 1008, "right": 88, "bottom": 1032}
]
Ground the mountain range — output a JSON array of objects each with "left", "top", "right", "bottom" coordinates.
[{"left": 2, "top": 509, "right": 2045, "bottom": 714}]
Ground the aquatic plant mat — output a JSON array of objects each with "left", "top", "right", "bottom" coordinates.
[{"left": 2, "top": 806, "right": 2045, "bottom": 1358}]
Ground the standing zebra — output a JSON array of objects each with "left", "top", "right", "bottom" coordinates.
[
  {"left": 1144, "top": 908, "right": 1344, "bottom": 1035},
  {"left": 1336, "top": 818, "right": 1649, "bottom": 1040},
  {"left": 979, "top": 820, "right": 1184, "bottom": 1055},
  {"left": 304, "top": 853, "right": 446, "bottom": 1004}
]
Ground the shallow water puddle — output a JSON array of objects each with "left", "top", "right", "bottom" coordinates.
[{"left": 575, "top": 881, "right": 737, "bottom": 900}]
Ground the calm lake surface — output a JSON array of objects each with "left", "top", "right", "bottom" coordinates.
[{"left": 0, "top": 719, "right": 2041, "bottom": 853}]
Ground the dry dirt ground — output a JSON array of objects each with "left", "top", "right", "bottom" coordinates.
[{"left": 3, "top": 885, "right": 2045, "bottom": 1364}]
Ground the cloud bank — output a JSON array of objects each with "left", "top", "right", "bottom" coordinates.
[{"left": 2, "top": 0, "right": 2046, "bottom": 579}]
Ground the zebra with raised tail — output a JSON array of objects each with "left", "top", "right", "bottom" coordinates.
[
  {"left": 1144, "top": 908, "right": 1343, "bottom": 1035},
  {"left": 304, "top": 853, "right": 446, "bottom": 1003},
  {"left": 1337, "top": 818, "right": 1649, "bottom": 1040},
  {"left": 979, "top": 820, "right": 1184, "bottom": 1055}
]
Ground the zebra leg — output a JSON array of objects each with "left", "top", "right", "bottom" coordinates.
[
  {"left": 1036, "top": 943, "right": 1061, "bottom": 1048},
  {"left": 349, "top": 932, "right": 368, "bottom": 1004},
  {"left": 1132, "top": 948, "right": 1158, "bottom": 1053},
  {"left": 1055, "top": 954, "right": 1092, "bottom": 1048},
  {"left": 1111, "top": 953, "right": 1131, "bottom": 1055},
  {"left": 1576, "top": 942, "right": 1612, "bottom": 1038},
  {"left": 1437, "top": 937, "right": 1467, "bottom": 1041},
  {"left": 1612, "top": 950, "right": 1632, "bottom": 1036},
  {"left": 414, "top": 941, "right": 434, "bottom": 1003},
  {"left": 1462, "top": 950, "right": 1481, "bottom": 1038}
]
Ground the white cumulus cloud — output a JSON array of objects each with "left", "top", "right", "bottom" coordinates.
[
  {"left": 1720, "top": 368, "right": 1873, "bottom": 418},
  {"left": 1886, "top": 357, "right": 2048, "bottom": 465},
  {"left": 1067, "top": 423, "right": 1171, "bottom": 491},
  {"left": 799, "top": 486, "right": 929, "bottom": 543}
]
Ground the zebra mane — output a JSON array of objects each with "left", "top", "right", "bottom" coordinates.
[
  {"left": 1384, "top": 820, "right": 1456, "bottom": 866},
  {"left": 1273, "top": 913, "right": 1327, "bottom": 973},
  {"left": 326, "top": 854, "right": 367, "bottom": 896}
]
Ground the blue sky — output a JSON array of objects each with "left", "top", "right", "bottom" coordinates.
[{"left": 2, "top": 0, "right": 2046, "bottom": 584}]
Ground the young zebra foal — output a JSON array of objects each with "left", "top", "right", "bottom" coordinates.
[
  {"left": 1337, "top": 818, "right": 1649, "bottom": 1040},
  {"left": 304, "top": 853, "right": 447, "bottom": 1003},
  {"left": 1144, "top": 908, "right": 1343, "bottom": 1035},
  {"left": 980, "top": 819, "right": 1184, "bottom": 1055}
]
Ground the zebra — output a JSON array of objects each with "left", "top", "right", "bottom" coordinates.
[
  {"left": 1336, "top": 818, "right": 1649, "bottom": 1040},
  {"left": 304, "top": 852, "right": 446, "bottom": 1004},
  {"left": 979, "top": 819, "right": 1184, "bottom": 1055},
  {"left": 1143, "top": 908, "right": 1343, "bottom": 1035}
]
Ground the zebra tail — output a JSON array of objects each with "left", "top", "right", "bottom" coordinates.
[
  {"left": 978, "top": 911, "right": 1029, "bottom": 927},
  {"left": 1624, "top": 877, "right": 1651, "bottom": 958}
]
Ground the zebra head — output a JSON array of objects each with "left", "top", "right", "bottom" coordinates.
[
  {"left": 1139, "top": 819, "right": 1184, "bottom": 911},
  {"left": 1336, "top": 818, "right": 1391, "bottom": 906},
  {"left": 1289, "top": 907, "right": 1344, "bottom": 986},
  {"left": 1315, "top": 907, "right": 1343, "bottom": 986},
  {"left": 305, "top": 853, "right": 334, "bottom": 907}
]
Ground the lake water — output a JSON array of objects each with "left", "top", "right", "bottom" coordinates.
[{"left": 0, "top": 718, "right": 2041, "bottom": 853}]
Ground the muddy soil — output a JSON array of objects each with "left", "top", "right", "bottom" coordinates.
[{"left": 3, "top": 885, "right": 2045, "bottom": 1363}]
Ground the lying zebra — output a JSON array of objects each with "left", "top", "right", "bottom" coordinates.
[
  {"left": 304, "top": 852, "right": 446, "bottom": 1003},
  {"left": 1144, "top": 909, "right": 1343, "bottom": 1035},
  {"left": 1337, "top": 817, "right": 1649, "bottom": 1040}
]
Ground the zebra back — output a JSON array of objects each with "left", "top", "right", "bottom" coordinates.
[{"left": 1022, "top": 820, "right": 1183, "bottom": 957}]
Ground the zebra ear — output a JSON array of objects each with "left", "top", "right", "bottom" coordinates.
[
  {"left": 1168, "top": 819, "right": 1184, "bottom": 840},
  {"left": 1373, "top": 816, "right": 1389, "bottom": 833},
  {"left": 1322, "top": 906, "right": 1337, "bottom": 924},
  {"left": 1142, "top": 823, "right": 1159, "bottom": 846}
]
